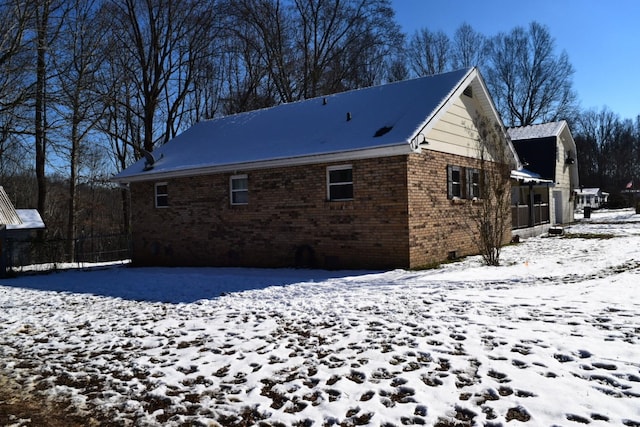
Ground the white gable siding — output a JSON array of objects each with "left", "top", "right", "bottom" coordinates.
[
  {"left": 423, "top": 93, "right": 503, "bottom": 162},
  {"left": 424, "top": 95, "right": 479, "bottom": 157}
]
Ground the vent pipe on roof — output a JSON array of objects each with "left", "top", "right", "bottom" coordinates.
[
  {"left": 323, "top": 98, "right": 327, "bottom": 105},
  {"left": 346, "top": 112, "right": 352, "bottom": 121},
  {"left": 140, "top": 147, "right": 163, "bottom": 171}
]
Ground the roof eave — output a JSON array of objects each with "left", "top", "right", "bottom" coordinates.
[{"left": 111, "top": 144, "right": 412, "bottom": 184}]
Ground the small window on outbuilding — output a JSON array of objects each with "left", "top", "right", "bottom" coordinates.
[
  {"left": 155, "top": 182, "right": 168, "bottom": 208},
  {"left": 230, "top": 174, "right": 248, "bottom": 205},
  {"left": 327, "top": 165, "right": 353, "bottom": 201}
]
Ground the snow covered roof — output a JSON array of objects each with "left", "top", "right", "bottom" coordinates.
[
  {"left": 8, "top": 209, "right": 46, "bottom": 230},
  {"left": 507, "top": 121, "right": 567, "bottom": 141},
  {"left": 0, "top": 187, "right": 45, "bottom": 231},
  {"left": 0, "top": 186, "right": 21, "bottom": 226},
  {"left": 113, "top": 68, "right": 493, "bottom": 183},
  {"left": 576, "top": 187, "right": 609, "bottom": 196},
  {"left": 510, "top": 168, "right": 554, "bottom": 185}
]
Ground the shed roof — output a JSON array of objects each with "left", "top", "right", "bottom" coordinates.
[
  {"left": 113, "top": 68, "right": 509, "bottom": 183},
  {"left": 507, "top": 121, "right": 566, "bottom": 141},
  {"left": 0, "top": 186, "right": 46, "bottom": 230},
  {"left": 9, "top": 210, "right": 45, "bottom": 230}
]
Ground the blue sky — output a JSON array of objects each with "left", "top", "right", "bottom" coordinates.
[{"left": 391, "top": 0, "right": 640, "bottom": 120}]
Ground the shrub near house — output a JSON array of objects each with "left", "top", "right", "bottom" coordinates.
[{"left": 113, "top": 68, "right": 518, "bottom": 270}]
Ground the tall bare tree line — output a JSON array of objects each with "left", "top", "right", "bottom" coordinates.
[
  {"left": 0, "top": 0, "right": 635, "bottom": 247},
  {"left": 574, "top": 109, "right": 640, "bottom": 198}
]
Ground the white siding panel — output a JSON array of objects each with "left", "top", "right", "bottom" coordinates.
[{"left": 423, "top": 95, "right": 497, "bottom": 160}]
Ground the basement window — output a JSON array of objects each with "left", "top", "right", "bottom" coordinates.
[
  {"left": 155, "top": 182, "right": 168, "bottom": 208},
  {"left": 230, "top": 174, "right": 248, "bottom": 205},
  {"left": 327, "top": 165, "right": 353, "bottom": 201}
]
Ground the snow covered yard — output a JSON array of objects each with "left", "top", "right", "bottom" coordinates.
[{"left": 1, "top": 209, "right": 640, "bottom": 426}]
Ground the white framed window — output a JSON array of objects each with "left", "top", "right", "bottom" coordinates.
[
  {"left": 327, "top": 165, "right": 353, "bottom": 201},
  {"left": 230, "top": 174, "right": 248, "bottom": 205},
  {"left": 447, "top": 165, "right": 462, "bottom": 199},
  {"left": 155, "top": 182, "right": 168, "bottom": 208}
]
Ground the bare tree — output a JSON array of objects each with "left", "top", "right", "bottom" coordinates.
[
  {"left": 52, "top": 0, "right": 106, "bottom": 259},
  {"left": 485, "top": 22, "right": 577, "bottom": 127},
  {"left": 386, "top": 57, "right": 410, "bottom": 83},
  {"left": 292, "top": 0, "right": 402, "bottom": 98},
  {"left": 575, "top": 107, "right": 619, "bottom": 188},
  {"left": 34, "top": 1, "right": 49, "bottom": 221},
  {"left": 407, "top": 28, "right": 450, "bottom": 77},
  {"left": 218, "top": 2, "right": 280, "bottom": 114},
  {"left": 97, "top": 46, "right": 143, "bottom": 233},
  {"left": 223, "top": 0, "right": 295, "bottom": 107},
  {"left": 0, "top": 0, "right": 36, "bottom": 207},
  {"left": 0, "top": 0, "right": 33, "bottom": 119},
  {"left": 450, "top": 23, "right": 486, "bottom": 69},
  {"left": 222, "top": 0, "right": 402, "bottom": 108},
  {"left": 104, "top": 0, "right": 217, "bottom": 153},
  {"left": 467, "top": 115, "right": 515, "bottom": 266}
]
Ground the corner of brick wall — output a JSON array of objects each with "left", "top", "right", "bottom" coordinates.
[{"left": 407, "top": 150, "right": 512, "bottom": 268}]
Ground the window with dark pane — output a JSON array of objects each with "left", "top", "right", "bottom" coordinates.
[
  {"left": 469, "top": 168, "right": 481, "bottom": 199},
  {"left": 230, "top": 175, "right": 248, "bottom": 205},
  {"left": 447, "top": 165, "right": 462, "bottom": 199},
  {"left": 155, "top": 183, "right": 168, "bottom": 208},
  {"left": 328, "top": 166, "right": 353, "bottom": 201}
]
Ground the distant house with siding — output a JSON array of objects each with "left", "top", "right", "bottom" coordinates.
[
  {"left": 575, "top": 188, "right": 609, "bottom": 211},
  {"left": 509, "top": 121, "right": 579, "bottom": 237},
  {"left": 112, "top": 68, "right": 519, "bottom": 270}
]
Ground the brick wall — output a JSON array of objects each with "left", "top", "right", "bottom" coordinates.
[
  {"left": 129, "top": 156, "right": 411, "bottom": 269},
  {"left": 129, "top": 150, "right": 512, "bottom": 270},
  {"left": 407, "top": 150, "right": 513, "bottom": 268}
]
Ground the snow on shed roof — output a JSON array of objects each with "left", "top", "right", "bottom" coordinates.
[
  {"left": 113, "top": 68, "right": 477, "bottom": 183},
  {"left": 0, "top": 186, "right": 45, "bottom": 230},
  {"left": 0, "top": 186, "right": 22, "bottom": 226},
  {"left": 8, "top": 209, "right": 45, "bottom": 230},
  {"left": 507, "top": 121, "right": 567, "bottom": 141}
]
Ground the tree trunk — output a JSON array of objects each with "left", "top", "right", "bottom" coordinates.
[{"left": 35, "top": 1, "right": 50, "bottom": 239}]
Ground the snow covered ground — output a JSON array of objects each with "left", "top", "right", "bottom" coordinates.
[{"left": 1, "top": 208, "right": 639, "bottom": 426}]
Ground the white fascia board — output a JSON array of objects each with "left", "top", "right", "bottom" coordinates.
[{"left": 111, "top": 144, "right": 412, "bottom": 184}]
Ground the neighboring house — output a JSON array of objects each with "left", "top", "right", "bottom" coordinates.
[
  {"left": 510, "top": 168, "right": 554, "bottom": 236},
  {"left": 112, "top": 67, "right": 519, "bottom": 270},
  {"left": 508, "top": 121, "right": 579, "bottom": 237},
  {"left": 575, "top": 188, "right": 609, "bottom": 211},
  {"left": 0, "top": 186, "right": 46, "bottom": 277}
]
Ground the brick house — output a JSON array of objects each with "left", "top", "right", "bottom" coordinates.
[{"left": 113, "top": 68, "right": 519, "bottom": 269}]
